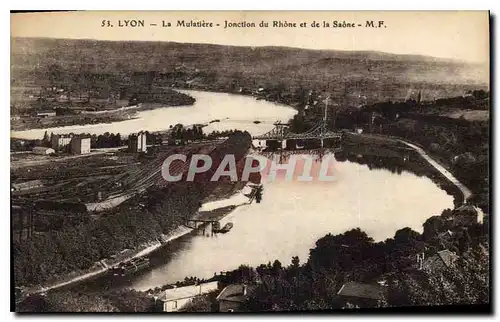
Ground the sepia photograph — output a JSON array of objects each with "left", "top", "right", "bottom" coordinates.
[{"left": 9, "top": 10, "right": 490, "bottom": 313}]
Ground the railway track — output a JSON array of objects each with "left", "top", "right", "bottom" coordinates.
[{"left": 12, "top": 140, "right": 228, "bottom": 212}]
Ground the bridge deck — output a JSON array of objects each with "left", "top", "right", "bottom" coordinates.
[
  {"left": 252, "top": 123, "right": 342, "bottom": 140},
  {"left": 188, "top": 205, "right": 237, "bottom": 223}
]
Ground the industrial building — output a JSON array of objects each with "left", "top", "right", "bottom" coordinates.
[
  {"left": 70, "top": 136, "right": 91, "bottom": 154},
  {"left": 36, "top": 111, "right": 56, "bottom": 118},
  {"left": 128, "top": 131, "right": 147, "bottom": 153},
  {"left": 32, "top": 147, "right": 55, "bottom": 155},
  {"left": 51, "top": 134, "right": 73, "bottom": 150}
]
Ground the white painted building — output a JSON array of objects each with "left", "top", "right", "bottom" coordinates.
[
  {"left": 70, "top": 137, "right": 91, "bottom": 154},
  {"left": 128, "top": 131, "right": 147, "bottom": 153},
  {"left": 157, "top": 281, "right": 219, "bottom": 312}
]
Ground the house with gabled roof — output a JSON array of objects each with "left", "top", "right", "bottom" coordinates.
[
  {"left": 422, "top": 249, "right": 460, "bottom": 273},
  {"left": 337, "top": 281, "right": 387, "bottom": 308},
  {"left": 156, "top": 281, "right": 219, "bottom": 312},
  {"left": 216, "top": 284, "right": 257, "bottom": 312}
]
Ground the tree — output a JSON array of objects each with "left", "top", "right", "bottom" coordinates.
[
  {"left": 44, "top": 291, "right": 118, "bottom": 312},
  {"left": 472, "top": 90, "right": 488, "bottom": 100},
  {"left": 180, "top": 291, "right": 218, "bottom": 312},
  {"left": 17, "top": 294, "right": 52, "bottom": 313},
  {"left": 272, "top": 260, "right": 283, "bottom": 275},
  {"left": 115, "top": 133, "right": 122, "bottom": 147},
  {"left": 106, "top": 290, "right": 155, "bottom": 312},
  {"left": 422, "top": 216, "right": 445, "bottom": 241},
  {"left": 255, "top": 187, "right": 262, "bottom": 203},
  {"left": 394, "top": 227, "right": 420, "bottom": 245},
  {"left": 42, "top": 131, "right": 50, "bottom": 146}
]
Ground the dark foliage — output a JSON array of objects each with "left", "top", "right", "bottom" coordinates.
[{"left": 13, "top": 184, "right": 203, "bottom": 286}]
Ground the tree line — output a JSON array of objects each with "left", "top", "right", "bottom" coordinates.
[
  {"left": 13, "top": 183, "right": 204, "bottom": 287},
  {"left": 16, "top": 194, "right": 489, "bottom": 312},
  {"left": 184, "top": 207, "right": 488, "bottom": 312}
]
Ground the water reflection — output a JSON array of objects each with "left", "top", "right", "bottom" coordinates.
[{"left": 109, "top": 143, "right": 454, "bottom": 292}]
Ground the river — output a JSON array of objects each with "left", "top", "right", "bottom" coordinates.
[
  {"left": 10, "top": 90, "right": 297, "bottom": 140},
  {"left": 116, "top": 150, "right": 453, "bottom": 292},
  {"left": 13, "top": 90, "right": 454, "bottom": 293}
]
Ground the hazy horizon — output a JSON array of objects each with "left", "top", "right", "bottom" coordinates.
[
  {"left": 11, "top": 11, "right": 490, "bottom": 63},
  {"left": 11, "top": 35, "right": 487, "bottom": 66}
]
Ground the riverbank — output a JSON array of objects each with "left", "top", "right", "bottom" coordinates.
[
  {"left": 11, "top": 89, "right": 196, "bottom": 132},
  {"left": 344, "top": 132, "right": 472, "bottom": 205},
  {"left": 11, "top": 89, "right": 296, "bottom": 140},
  {"left": 20, "top": 225, "right": 191, "bottom": 296},
  {"left": 10, "top": 111, "right": 140, "bottom": 131},
  {"left": 18, "top": 180, "right": 253, "bottom": 298}
]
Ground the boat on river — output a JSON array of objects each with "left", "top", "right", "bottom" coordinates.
[{"left": 112, "top": 257, "right": 150, "bottom": 277}]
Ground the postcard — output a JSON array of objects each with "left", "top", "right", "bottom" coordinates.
[{"left": 10, "top": 10, "right": 490, "bottom": 313}]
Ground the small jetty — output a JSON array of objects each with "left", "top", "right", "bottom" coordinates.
[
  {"left": 185, "top": 205, "right": 236, "bottom": 229},
  {"left": 184, "top": 184, "right": 263, "bottom": 236},
  {"left": 184, "top": 205, "right": 237, "bottom": 236}
]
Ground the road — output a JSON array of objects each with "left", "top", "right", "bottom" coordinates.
[
  {"left": 397, "top": 139, "right": 472, "bottom": 202},
  {"left": 353, "top": 133, "right": 472, "bottom": 203}
]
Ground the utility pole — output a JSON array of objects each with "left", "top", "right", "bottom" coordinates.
[{"left": 323, "top": 96, "right": 329, "bottom": 122}]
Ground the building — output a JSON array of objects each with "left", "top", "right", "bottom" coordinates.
[
  {"left": 12, "top": 179, "right": 44, "bottom": 191},
  {"left": 36, "top": 111, "right": 56, "bottom": 118},
  {"left": 32, "top": 147, "right": 55, "bottom": 155},
  {"left": 70, "top": 136, "right": 91, "bottom": 154},
  {"left": 422, "top": 249, "right": 459, "bottom": 273},
  {"left": 337, "top": 281, "right": 387, "bottom": 308},
  {"left": 51, "top": 134, "right": 73, "bottom": 150},
  {"left": 128, "top": 131, "right": 147, "bottom": 153},
  {"left": 216, "top": 284, "right": 257, "bottom": 312},
  {"left": 453, "top": 204, "right": 480, "bottom": 227},
  {"left": 156, "top": 281, "right": 219, "bottom": 312},
  {"left": 56, "top": 94, "right": 69, "bottom": 101}
]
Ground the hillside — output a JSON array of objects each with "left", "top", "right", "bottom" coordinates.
[{"left": 11, "top": 37, "right": 488, "bottom": 104}]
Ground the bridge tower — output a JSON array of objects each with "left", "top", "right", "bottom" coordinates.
[
  {"left": 273, "top": 121, "right": 290, "bottom": 137},
  {"left": 319, "top": 96, "right": 331, "bottom": 147}
]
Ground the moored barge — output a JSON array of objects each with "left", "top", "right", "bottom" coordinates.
[{"left": 112, "top": 257, "right": 150, "bottom": 277}]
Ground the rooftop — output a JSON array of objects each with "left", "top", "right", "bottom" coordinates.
[
  {"left": 455, "top": 204, "right": 478, "bottom": 215},
  {"left": 159, "top": 281, "right": 218, "bottom": 302},
  {"left": 32, "top": 147, "right": 54, "bottom": 152},
  {"left": 337, "top": 282, "right": 387, "bottom": 301},
  {"left": 437, "top": 249, "right": 460, "bottom": 268},
  {"left": 216, "top": 284, "right": 257, "bottom": 303},
  {"left": 53, "top": 134, "right": 73, "bottom": 138}
]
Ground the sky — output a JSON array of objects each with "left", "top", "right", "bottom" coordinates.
[{"left": 11, "top": 11, "right": 490, "bottom": 63}]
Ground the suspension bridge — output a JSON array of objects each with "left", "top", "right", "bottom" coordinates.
[
  {"left": 253, "top": 96, "right": 342, "bottom": 147},
  {"left": 252, "top": 120, "right": 342, "bottom": 141}
]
